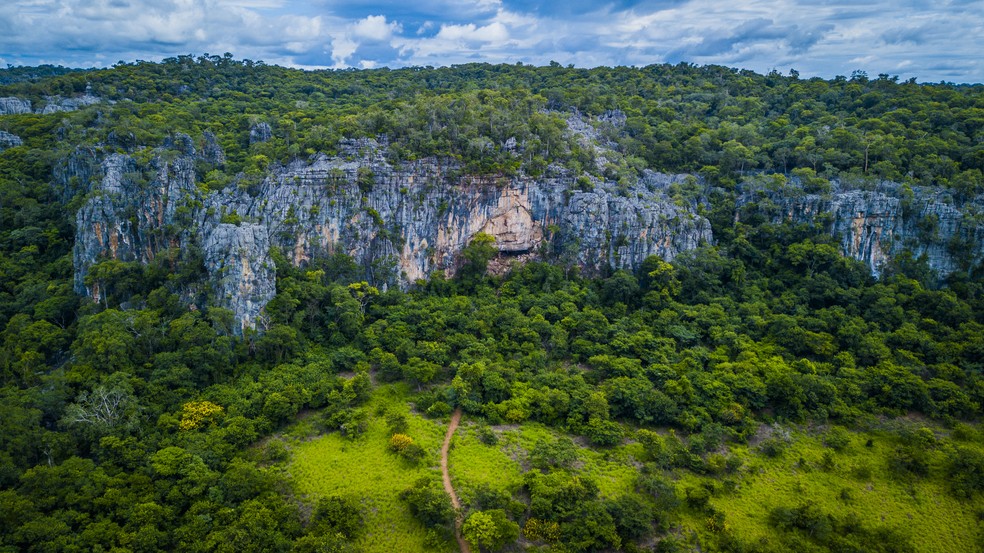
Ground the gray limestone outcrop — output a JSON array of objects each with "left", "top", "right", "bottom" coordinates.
[
  {"left": 40, "top": 93, "right": 102, "bottom": 114},
  {"left": 71, "top": 131, "right": 984, "bottom": 333},
  {"left": 737, "top": 181, "right": 984, "bottom": 277},
  {"left": 249, "top": 122, "right": 273, "bottom": 144},
  {"left": 72, "top": 137, "right": 711, "bottom": 331},
  {"left": 0, "top": 97, "right": 32, "bottom": 115},
  {"left": 0, "top": 90, "right": 106, "bottom": 116},
  {"left": 201, "top": 223, "right": 275, "bottom": 331},
  {"left": 0, "top": 130, "right": 23, "bottom": 151}
]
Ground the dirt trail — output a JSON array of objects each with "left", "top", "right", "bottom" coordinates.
[{"left": 441, "top": 408, "right": 471, "bottom": 553}]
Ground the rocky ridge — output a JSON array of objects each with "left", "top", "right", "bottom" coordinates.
[
  {"left": 0, "top": 88, "right": 106, "bottom": 115},
  {"left": 0, "top": 130, "right": 22, "bottom": 151},
  {"left": 737, "top": 181, "right": 984, "bottom": 277},
  {"left": 65, "top": 131, "right": 984, "bottom": 332},
  {"left": 69, "top": 136, "right": 712, "bottom": 332}
]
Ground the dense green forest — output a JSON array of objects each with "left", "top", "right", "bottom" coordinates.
[{"left": 1, "top": 58, "right": 983, "bottom": 552}]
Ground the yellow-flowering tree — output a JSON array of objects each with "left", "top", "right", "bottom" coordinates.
[{"left": 179, "top": 400, "right": 224, "bottom": 430}]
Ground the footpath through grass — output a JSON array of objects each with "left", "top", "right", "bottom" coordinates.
[{"left": 287, "top": 386, "right": 982, "bottom": 552}]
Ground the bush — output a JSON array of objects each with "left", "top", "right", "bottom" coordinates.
[
  {"left": 759, "top": 437, "right": 789, "bottom": 458},
  {"left": 426, "top": 401, "right": 452, "bottom": 418},
  {"left": 385, "top": 411, "right": 409, "bottom": 434},
  {"left": 265, "top": 439, "right": 290, "bottom": 463},
  {"left": 389, "top": 433, "right": 425, "bottom": 462},
  {"left": 476, "top": 424, "right": 498, "bottom": 445},
  {"left": 637, "top": 473, "right": 681, "bottom": 513},
  {"left": 823, "top": 426, "right": 852, "bottom": 451},
  {"left": 462, "top": 509, "right": 520, "bottom": 552},
  {"left": 684, "top": 485, "right": 711, "bottom": 510},
  {"left": 585, "top": 417, "right": 623, "bottom": 447},
  {"left": 523, "top": 517, "right": 561, "bottom": 543},
  {"left": 946, "top": 446, "right": 984, "bottom": 499},
  {"left": 310, "top": 495, "right": 364, "bottom": 540},
  {"left": 529, "top": 437, "right": 579, "bottom": 471},
  {"left": 400, "top": 478, "right": 454, "bottom": 528}
]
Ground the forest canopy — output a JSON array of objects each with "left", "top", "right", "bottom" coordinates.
[{"left": 0, "top": 59, "right": 983, "bottom": 552}]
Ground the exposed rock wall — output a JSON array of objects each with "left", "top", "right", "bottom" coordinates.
[
  {"left": 72, "top": 133, "right": 984, "bottom": 332},
  {"left": 0, "top": 97, "right": 32, "bottom": 115},
  {"left": 72, "top": 137, "right": 711, "bottom": 331},
  {"left": 0, "top": 92, "right": 106, "bottom": 115},
  {"left": 737, "top": 182, "right": 984, "bottom": 276},
  {"left": 39, "top": 94, "right": 102, "bottom": 114},
  {"left": 0, "top": 130, "right": 23, "bottom": 151}
]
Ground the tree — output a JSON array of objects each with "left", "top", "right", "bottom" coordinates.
[
  {"left": 389, "top": 433, "right": 425, "bottom": 462},
  {"left": 463, "top": 509, "right": 519, "bottom": 552},
  {"left": 310, "top": 495, "right": 365, "bottom": 540},
  {"left": 400, "top": 478, "right": 454, "bottom": 528},
  {"left": 63, "top": 374, "right": 139, "bottom": 438},
  {"left": 403, "top": 357, "right": 439, "bottom": 391},
  {"left": 460, "top": 233, "right": 498, "bottom": 279},
  {"left": 347, "top": 281, "right": 379, "bottom": 314},
  {"left": 179, "top": 400, "right": 224, "bottom": 430},
  {"left": 529, "top": 437, "right": 579, "bottom": 471}
]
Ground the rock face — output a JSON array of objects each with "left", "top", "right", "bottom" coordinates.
[
  {"left": 0, "top": 91, "right": 105, "bottom": 116},
  {"left": 737, "top": 181, "right": 984, "bottom": 276},
  {"left": 71, "top": 137, "right": 711, "bottom": 332},
  {"left": 249, "top": 122, "right": 273, "bottom": 144},
  {"left": 201, "top": 223, "right": 275, "bottom": 330},
  {"left": 0, "top": 97, "right": 32, "bottom": 115},
  {"left": 0, "top": 130, "right": 23, "bottom": 151},
  {"left": 71, "top": 132, "right": 984, "bottom": 333},
  {"left": 40, "top": 93, "right": 102, "bottom": 114}
]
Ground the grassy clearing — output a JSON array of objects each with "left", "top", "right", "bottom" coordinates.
[
  {"left": 288, "top": 383, "right": 451, "bottom": 553},
  {"left": 289, "top": 393, "right": 980, "bottom": 553},
  {"left": 676, "top": 430, "right": 982, "bottom": 552},
  {"left": 481, "top": 421, "right": 640, "bottom": 497},
  {"left": 448, "top": 423, "right": 524, "bottom": 505}
]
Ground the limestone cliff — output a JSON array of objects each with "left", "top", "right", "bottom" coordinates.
[
  {"left": 70, "top": 132, "right": 984, "bottom": 332},
  {"left": 737, "top": 181, "right": 984, "bottom": 277},
  {"left": 71, "top": 136, "right": 711, "bottom": 331},
  {"left": 0, "top": 97, "right": 32, "bottom": 115},
  {"left": 0, "top": 89, "right": 106, "bottom": 116},
  {"left": 0, "top": 130, "right": 22, "bottom": 151}
]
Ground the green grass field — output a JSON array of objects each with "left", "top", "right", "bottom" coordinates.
[
  {"left": 676, "top": 429, "right": 983, "bottom": 552},
  {"left": 288, "top": 384, "right": 451, "bottom": 553},
  {"left": 450, "top": 421, "right": 640, "bottom": 498},
  {"left": 447, "top": 424, "right": 524, "bottom": 505},
  {"left": 287, "top": 388, "right": 981, "bottom": 553}
]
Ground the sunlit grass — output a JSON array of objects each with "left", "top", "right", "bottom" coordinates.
[
  {"left": 290, "top": 391, "right": 981, "bottom": 553},
  {"left": 448, "top": 423, "right": 523, "bottom": 505},
  {"left": 289, "top": 383, "right": 450, "bottom": 553},
  {"left": 677, "top": 429, "right": 982, "bottom": 553}
]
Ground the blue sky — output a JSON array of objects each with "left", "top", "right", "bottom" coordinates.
[{"left": 0, "top": 0, "right": 982, "bottom": 83}]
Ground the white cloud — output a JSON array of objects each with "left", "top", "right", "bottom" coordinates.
[
  {"left": 394, "top": 8, "right": 538, "bottom": 62},
  {"left": 0, "top": 0, "right": 981, "bottom": 82},
  {"left": 353, "top": 14, "right": 399, "bottom": 41},
  {"left": 330, "top": 35, "right": 359, "bottom": 66},
  {"left": 325, "top": 14, "right": 401, "bottom": 68},
  {"left": 434, "top": 21, "right": 507, "bottom": 42}
]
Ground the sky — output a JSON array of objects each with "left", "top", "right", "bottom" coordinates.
[{"left": 0, "top": 0, "right": 982, "bottom": 83}]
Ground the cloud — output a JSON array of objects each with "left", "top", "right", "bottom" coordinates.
[
  {"left": 0, "top": 0, "right": 981, "bottom": 83},
  {"left": 352, "top": 14, "right": 400, "bottom": 41},
  {"left": 392, "top": 8, "right": 538, "bottom": 63},
  {"left": 327, "top": 14, "right": 401, "bottom": 67}
]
